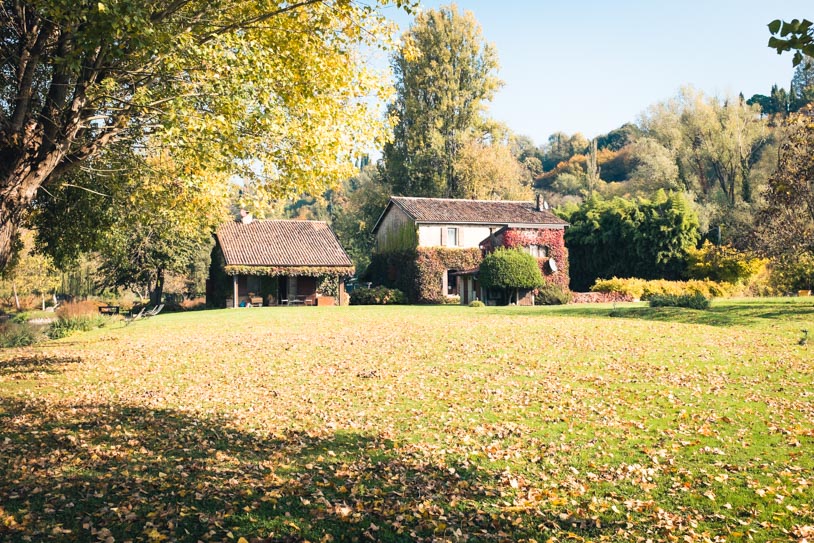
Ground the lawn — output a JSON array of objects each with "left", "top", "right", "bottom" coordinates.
[{"left": 0, "top": 299, "right": 812, "bottom": 542}]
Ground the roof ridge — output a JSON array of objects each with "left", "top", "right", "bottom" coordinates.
[
  {"left": 235, "top": 218, "right": 328, "bottom": 224},
  {"left": 392, "top": 196, "right": 534, "bottom": 204},
  {"left": 218, "top": 219, "right": 329, "bottom": 229}
]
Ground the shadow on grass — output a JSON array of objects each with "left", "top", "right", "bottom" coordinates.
[
  {"left": 483, "top": 299, "right": 814, "bottom": 328},
  {"left": 0, "top": 355, "right": 83, "bottom": 377},
  {"left": 0, "top": 398, "right": 619, "bottom": 542}
]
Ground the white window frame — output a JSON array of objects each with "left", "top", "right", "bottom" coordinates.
[
  {"left": 527, "top": 244, "right": 548, "bottom": 258},
  {"left": 446, "top": 227, "right": 459, "bottom": 247}
]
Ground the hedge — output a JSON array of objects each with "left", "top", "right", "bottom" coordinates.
[
  {"left": 534, "top": 283, "right": 572, "bottom": 305},
  {"left": 591, "top": 277, "right": 733, "bottom": 300}
]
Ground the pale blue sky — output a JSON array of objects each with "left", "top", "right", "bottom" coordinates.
[{"left": 379, "top": 1, "right": 810, "bottom": 146}]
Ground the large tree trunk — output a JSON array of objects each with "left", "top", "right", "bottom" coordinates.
[
  {"left": 150, "top": 268, "right": 165, "bottom": 306},
  {"left": 0, "top": 25, "right": 115, "bottom": 273},
  {"left": 0, "top": 151, "right": 65, "bottom": 270},
  {"left": 0, "top": 218, "right": 18, "bottom": 272}
]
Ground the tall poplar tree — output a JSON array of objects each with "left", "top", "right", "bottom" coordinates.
[{"left": 383, "top": 5, "right": 501, "bottom": 198}]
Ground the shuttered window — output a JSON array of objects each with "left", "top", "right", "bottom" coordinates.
[{"left": 447, "top": 227, "right": 458, "bottom": 247}]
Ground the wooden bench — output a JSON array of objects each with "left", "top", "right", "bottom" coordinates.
[{"left": 99, "top": 305, "right": 120, "bottom": 315}]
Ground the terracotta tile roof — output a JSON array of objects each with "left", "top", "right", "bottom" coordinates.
[
  {"left": 216, "top": 220, "right": 353, "bottom": 268},
  {"left": 383, "top": 196, "right": 568, "bottom": 228}
]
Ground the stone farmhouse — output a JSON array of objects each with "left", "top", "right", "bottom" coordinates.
[{"left": 370, "top": 196, "right": 569, "bottom": 304}]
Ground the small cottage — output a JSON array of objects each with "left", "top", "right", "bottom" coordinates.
[{"left": 208, "top": 216, "right": 354, "bottom": 307}]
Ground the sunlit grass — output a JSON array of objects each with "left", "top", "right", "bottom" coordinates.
[{"left": 1, "top": 299, "right": 812, "bottom": 542}]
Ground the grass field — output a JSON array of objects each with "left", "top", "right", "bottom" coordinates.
[{"left": 1, "top": 299, "right": 812, "bottom": 542}]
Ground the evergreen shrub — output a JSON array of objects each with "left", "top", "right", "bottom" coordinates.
[
  {"left": 480, "top": 248, "right": 544, "bottom": 290},
  {"left": 534, "top": 283, "right": 572, "bottom": 305}
]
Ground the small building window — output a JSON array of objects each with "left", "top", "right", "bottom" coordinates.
[
  {"left": 447, "top": 227, "right": 458, "bottom": 247},
  {"left": 527, "top": 244, "right": 548, "bottom": 258}
]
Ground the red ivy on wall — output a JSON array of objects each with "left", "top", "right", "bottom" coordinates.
[{"left": 492, "top": 228, "right": 570, "bottom": 289}]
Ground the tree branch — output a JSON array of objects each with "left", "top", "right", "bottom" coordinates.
[
  {"left": 149, "top": 0, "right": 195, "bottom": 23},
  {"left": 49, "top": 119, "right": 128, "bottom": 181},
  {"left": 9, "top": 20, "right": 55, "bottom": 134},
  {"left": 39, "top": 27, "right": 74, "bottom": 156},
  {"left": 197, "top": 0, "right": 326, "bottom": 44}
]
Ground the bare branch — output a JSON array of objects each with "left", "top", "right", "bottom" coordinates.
[{"left": 60, "top": 183, "right": 111, "bottom": 198}]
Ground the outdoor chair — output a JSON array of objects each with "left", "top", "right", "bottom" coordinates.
[
  {"left": 124, "top": 306, "right": 147, "bottom": 326},
  {"left": 144, "top": 304, "right": 164, "bottom": 317}
]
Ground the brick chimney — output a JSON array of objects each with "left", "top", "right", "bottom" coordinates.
[
  {"left": 536, "top": 194, "right": 543, "bottom": 212},
  {"left": 239, "top": 209, "right": 253, "bottom": 224}
]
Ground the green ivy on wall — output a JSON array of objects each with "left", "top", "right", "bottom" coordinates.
[
  {"left": 366, "top": 247, "right": 481, "bottom": 303},
  {"left": 317, "top": 276, "right": 340, "bottom": 297},
  {"left": 376, "top": 222, "right": 418, "bottom": 253}
]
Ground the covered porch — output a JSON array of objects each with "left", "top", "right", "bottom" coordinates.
[
  {"left": 451, "top": 267, "right": 481, "bottom": 305},
  {"left": 452, "top": 268, "right": 535, "bottom": 306},
  {"left": 224, "top": 273, "right": 347, "bottom": 307}
]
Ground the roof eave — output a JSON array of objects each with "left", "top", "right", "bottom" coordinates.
[
  {"left": 370, "top": 200, "right": 393, "bottom": 235},
  {"left": 505, "top": 222, "right": 569, "bottom": 229},
  {"left": 224, "top": 264, "right": 355, "bottom": 277},
  {"left": 226, "top": 262, "right": 354, "bottom": 267}
]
